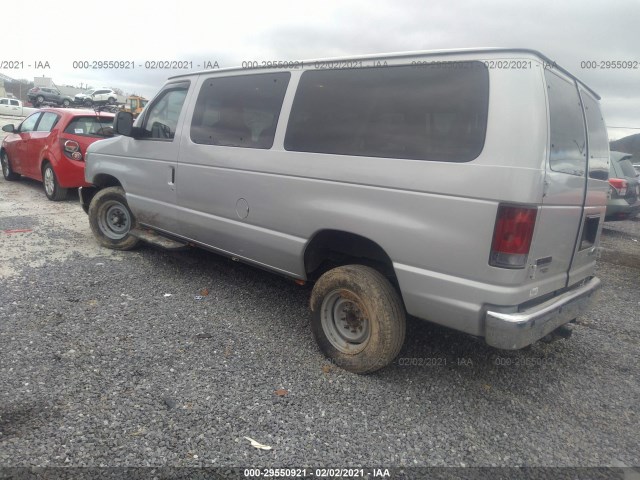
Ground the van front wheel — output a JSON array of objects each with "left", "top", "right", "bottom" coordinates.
[
  {"left": 310, "top": 265, "right": 406, "bottom": 374},
  {"left": 88, "top": 186, "right": 140, "bottom": 250}
]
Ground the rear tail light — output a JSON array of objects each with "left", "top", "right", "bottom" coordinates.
[
  {"left": 61, "top": 139, "right": 83, "bottom": 161},
  {"left": 490, "top": 205, "right": 538, "bottom": 269},
  {"left": 608, "top": 178, "right": 627, "bottom": 196}
]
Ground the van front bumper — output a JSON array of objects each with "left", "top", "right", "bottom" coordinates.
[
  {"left": 78, "top": 186, "right": 98, "bottom": 214},
  {"left": 485, "top": 276, "right": 601, "bottom": 350}
]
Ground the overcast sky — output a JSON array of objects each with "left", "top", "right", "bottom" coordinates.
[{"left": 3, "top": 0, "right": 639, "bottom": 140}]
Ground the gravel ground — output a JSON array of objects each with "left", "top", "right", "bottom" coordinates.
[{"left": 0, "top": 178, "right": 638, "bottom": 471}]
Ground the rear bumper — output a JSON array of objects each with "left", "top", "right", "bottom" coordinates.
[{"left": 485, "top": 276, "right": 601, "bottom": 349}]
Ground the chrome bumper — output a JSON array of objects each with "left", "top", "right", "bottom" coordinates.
[{"left": 485, "top": 277, "right": 601, "bottom": 350}]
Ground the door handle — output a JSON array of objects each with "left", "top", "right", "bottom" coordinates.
[{"left": 168, "top": 166, "right": 175, "bottom": 190}]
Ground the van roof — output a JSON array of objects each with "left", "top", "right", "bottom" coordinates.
[{"left": 168, "top": 47, "right": 600, "bottom": 100}]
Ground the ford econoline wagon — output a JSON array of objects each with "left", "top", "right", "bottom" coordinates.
[{"left": 80, "top": 48, "right": 608, "bottom": 373}]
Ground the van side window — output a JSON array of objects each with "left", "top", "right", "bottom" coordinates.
[
  {"left": 141, "top": 84, "right": 189, "bottom": 140},
  {"left": 580, "top": 91, "right": 609, "bottom": 181},
  {"left": 190, "top": 72, "right": 290, "bottom": 149},
  {"left": 284, "top": 63, "right": 489, "bottom": 162},
  {"left": 545, "top": 71, "right": 587, "bottom": 176}
]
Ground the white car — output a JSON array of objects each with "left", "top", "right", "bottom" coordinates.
[
  {"left": 74, "top": 88, "right": 119, "bottom": 106},
  {"left": 0, "top": 97, "right": 23, "bottom": 116}
]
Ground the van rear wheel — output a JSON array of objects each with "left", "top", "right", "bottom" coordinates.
[
  {"left": 310, "top": 265, "right": 406, "bottom": 374},
  {"left": 88, "top": 186, "right": 140, "bottom": 250}
]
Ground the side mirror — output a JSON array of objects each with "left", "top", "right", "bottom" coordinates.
[
  {"left": 113, "top": 111, "right": 134, "bottom": 136},
  {"left": 2, "top": 124, "right": 15, "bottom": 133}
]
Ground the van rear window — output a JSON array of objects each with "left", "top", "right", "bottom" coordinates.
[
  {"left": 580, "top": 91, "right": 609, "bottom": 181},
  {"left": 284, "top": 63, "right": 489, "bottom": 162},
  {"left": 545, "top": 71, "right": 587, "bottom": 177}
]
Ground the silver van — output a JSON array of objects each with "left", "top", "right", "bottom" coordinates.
[{"left": 81, "top": 48, "right": 608, "bottom": 373}]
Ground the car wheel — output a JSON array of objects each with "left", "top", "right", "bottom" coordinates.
[
  {"left": 42, "top": 163, "right": 68, "bottom": 201},
  {"left": 310, "top": 264, "right": 406, "bottom": 374},
  {"left": 88, "top": 186, "right": 140, "bottom": 250},
  {"left": 108, "top": 97, "right": 116, "bottom": 105},
  {"left": 62, "top": 99, "right": 70, "bottom": 107},
  {"left": 1, "top": 151, "right": 20, "bottom": 181},
  {"left": 36, "top": 95, "right": 45, "bottom": 105},
  {"left": 84, "top": 99, "right": 93, "bottom": 107}
]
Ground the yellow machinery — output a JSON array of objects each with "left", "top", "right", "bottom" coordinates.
[{"left": 126, "top": 95, "right": 148, "bottom": 117}]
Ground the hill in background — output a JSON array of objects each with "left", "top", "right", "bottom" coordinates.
[{"left": 610, "top": 133, "right": 640, "bottom": 159}]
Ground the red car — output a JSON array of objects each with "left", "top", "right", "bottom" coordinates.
[{"left": 1, "top": 108, "right": 115, "bottom": 200}]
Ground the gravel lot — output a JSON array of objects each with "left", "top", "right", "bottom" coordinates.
[{"left": 0, "top": 176, "right": 638, "bottom": 472}]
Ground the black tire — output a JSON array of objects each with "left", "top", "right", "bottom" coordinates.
[
  {"left": 36, "top": 95, "right": 45, "bottom": 105},
  {"left": 310, "top": 264, "right": 406, "bottom": 374},
  {"left": 88, "top": 186, "right": 140, "bottom": 250},
  {"left": 1, "top": 151, "right": 20, "bottom": 181},
  {"left": 108, "top": 97, "right": 116, "bottom": 105},
  {"left": 62, "top": 99, "right": 71, "bottom": 107},
  {"left": 42, "top": 163, "right": 68, "bottom": 201},
  {"left": 84, "top": 99, "right": 93, "bottom": 107}
]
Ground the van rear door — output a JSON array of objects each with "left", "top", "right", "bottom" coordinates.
[
  {"left": 527, "top": 69, "right": 607, "bottom": 294},
  {"left": 566, "top": 90, "right": 609, "bottom": 285}
]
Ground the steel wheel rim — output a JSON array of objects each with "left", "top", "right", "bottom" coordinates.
[
  {"left": 44, "top": 167, "right": 55, "bottom": 195},
  {"left": 1, "top": 155, "right": 8, "bottom": 177},
  {"left": 320, "top": 290, "right": 371, "bottom": 354},
  {"left": 98, "top": 200, "right": 131, "bottom": 239}
]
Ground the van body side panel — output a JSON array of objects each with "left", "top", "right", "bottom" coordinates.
[{"left": 171, "top": 60, "right": 558, "bottom": 334}]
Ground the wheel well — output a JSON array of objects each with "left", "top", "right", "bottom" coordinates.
[
  {"left": 304, "top": 230, "right": 397, "bottom": 283},
  {"left": 92, "top": 174, "right": 122, "bottom": 188}
]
